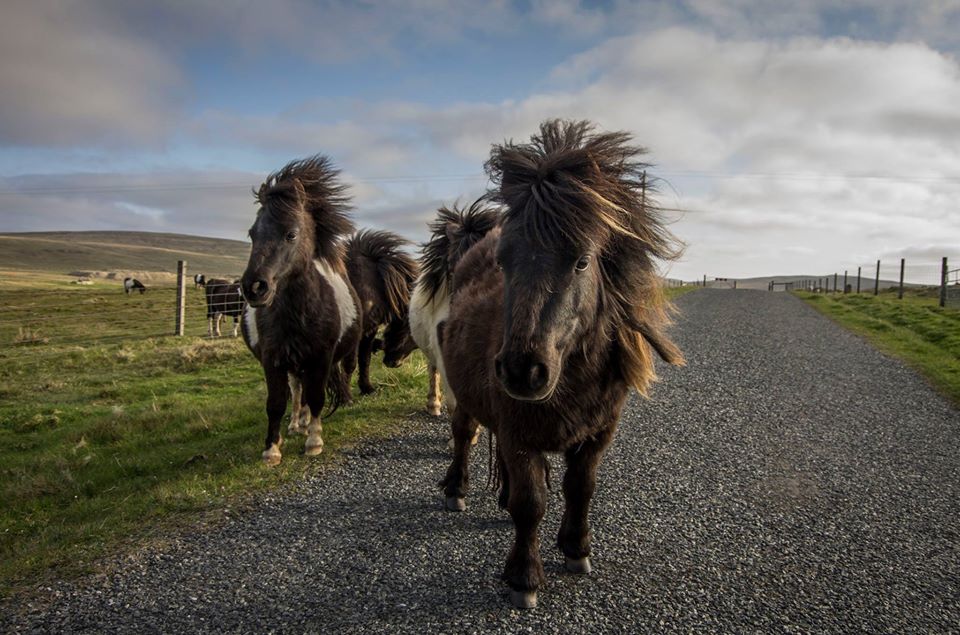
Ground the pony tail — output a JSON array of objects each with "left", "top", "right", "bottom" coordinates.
[
  {"left": 324, "top": 364, "right": 345, "bottom": 418},
  {"left": 378, "top": 257, "right": 417, "bottom": 318}
]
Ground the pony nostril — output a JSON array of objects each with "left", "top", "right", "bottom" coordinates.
[
  {"left": 528, "top": 362, "right": 547, "bottom": 391},
  {"left": 252, "top": 280, "right": 268, "bottom": 296}
]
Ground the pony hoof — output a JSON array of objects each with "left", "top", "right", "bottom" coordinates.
[
  {"left": 509, "top": 589, "right": 537, "bottom": 609},
  {"left": 304, "top": 440, "right": 324, "bottom": 456},
  {"left": 565, "top": 556, "right": 592, "bottom": 574},
  {"left": 427, "top": 404, "right": 442, "bottom": 417},
  {"left": 261, "top": 448, "right": 282, "bottom": 466},
  {"left": 445, "top": 496, "right": 466, "bottom": 512}
]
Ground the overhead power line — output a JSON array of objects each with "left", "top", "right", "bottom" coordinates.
[{"left": 0, "top": 169, "right": 957, "bottom": 197}]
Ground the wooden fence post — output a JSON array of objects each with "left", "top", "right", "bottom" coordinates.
[
  {"left": 833, "top": 272, "right": 838, "bottom": 293},
  {"left": 703, "top": 274, "right": 707, "bottom": 288},
  {"left": 874, "top": 260, "right": 880, "bottom": 296},
  {"left": 175, "top": 260, "right": 186, "bottom": 336},
  {"left": 898, "top": 258, "right": 905, "bottom": 300},
  {"left": 941, "top": 257, "right": 949, "bottom": 308},
  {"left": 857, "top": 266, "right": 861, "bottom": 293},
  {"left": 843, "top": 270, "right": 848, "bottom": 294}
]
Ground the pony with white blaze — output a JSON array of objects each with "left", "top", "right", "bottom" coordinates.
[{"left": 240, "top": 155, "right": 362, "bottom": 465}]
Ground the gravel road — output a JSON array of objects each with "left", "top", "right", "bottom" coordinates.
[{"left": 4, "top": 289, "right": 959, "bottom": 633}]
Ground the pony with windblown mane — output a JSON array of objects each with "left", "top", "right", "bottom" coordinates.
[
  {"left": 240, "top": 155, "right": 362, "bottom": 465},
  {"left": 408, "top": 199, "right": 501, "bottom": 418},
  {"left": 344, "top": 229, "right": 420, "bottom": 395},
  {"left": 438, "top": 120, "right": 684, "bottom": 608}
]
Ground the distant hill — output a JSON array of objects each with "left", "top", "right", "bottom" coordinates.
[{"left": 0, "top": 231, "right": 250, "bottom": 281}]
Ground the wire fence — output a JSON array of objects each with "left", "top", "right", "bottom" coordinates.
[
  {"left": 0, "top": 264, "right": 246, "bottom": 376},
  {"left": 690, "top": 255, "right": 957, "bottom": 307}
]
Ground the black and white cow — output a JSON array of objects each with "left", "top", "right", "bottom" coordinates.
[
  {"left": 123, "top": 277, "right": 146, "bottom": 295},
  {"left": 205, "top": 278, "right": 244, "bottom": 337}
]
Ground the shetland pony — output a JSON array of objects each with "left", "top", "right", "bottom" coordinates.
[
  {"left": 240, "top": 155, "right": 362, "bottom": 465},
  {"left": 345, "top": 229, "right": 419, "bottom": 394},
  {"left": 439, "top": 120, "right": 684, "bottom": 608},
  {"left": 408, "top": 200, "right": 500, "bottom": 416}
]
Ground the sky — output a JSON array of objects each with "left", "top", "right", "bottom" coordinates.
[{"left": 1, "top": 0, "right": 959, "bottom": 282}]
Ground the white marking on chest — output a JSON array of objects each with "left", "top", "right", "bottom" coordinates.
[
  {"left": 244, "top": 306, "right": 259, "bottom": 348},
  {"left": 314, "top": 259, "right": 357, "bottom": 341}
]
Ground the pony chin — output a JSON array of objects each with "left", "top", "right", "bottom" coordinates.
[{"left": 500, "top": 376, "right": 560, "bottom": 404}]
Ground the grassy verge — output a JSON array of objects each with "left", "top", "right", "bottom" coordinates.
[
  {"left": 795, "top": 288, "right": 960, "bottom": 404},
  {"left": 665, "top": 285, "right": 699, "bottom": 300},
  {"left": 0, "top": 275, "right": 428, "bottom": 598}
]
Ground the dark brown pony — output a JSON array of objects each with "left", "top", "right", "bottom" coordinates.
[
  {"left": 240, "top": 155, "right": 362, "bottom": 465},
  {"left": 345, "top": 229, "right": 419, "bottom": 394},
  {"left": 439, "top": 120, "right": 684, "bottom": 608}
]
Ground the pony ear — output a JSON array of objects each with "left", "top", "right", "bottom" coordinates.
[{"left": 290, "top": 178, "right": 306, "bottom": 202}]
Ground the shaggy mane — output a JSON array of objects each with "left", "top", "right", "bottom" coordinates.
[
  {"left": 420, "top": 198, "right": 501, "bottom": 303},
  {"left": 346, "top": 229, "right": 419, "bottom": 318},
  {"left": 255, "top": 154, "right": 355, "bottom": 261},
  {"left": 484, "top": 119, "right": 684, "bottom": 394}
]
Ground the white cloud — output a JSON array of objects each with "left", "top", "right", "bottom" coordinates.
[{"left": 0, "top": 1, "right": 183, "bottom": 147}]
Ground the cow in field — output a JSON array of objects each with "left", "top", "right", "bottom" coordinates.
[
  {"left": 123, "top": 277, "right": 146, "bottom": 295},
  {"left": 205, "top": 278, "right": 244, "bottom": 337}
]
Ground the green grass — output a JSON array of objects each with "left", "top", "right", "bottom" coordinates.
[
  {"left": 796, "top": 288, "right": 960, "bottom": 404},
  {"left": 665, "top": 285, "right": 699, "bottom": 300},
  {"left": 0, "top": 273, "right": 429, "bottom": 598}
]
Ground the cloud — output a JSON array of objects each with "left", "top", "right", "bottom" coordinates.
[{"left": 0, "top": 1, "right": 183, "bottom": 147}]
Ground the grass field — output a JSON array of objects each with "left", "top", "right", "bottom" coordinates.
[
  {"left": 0, "top": 273, "right": 430, "bottom": 598},
  {"left": 796, "top": 288, "right": 960, "bottom": 404}
]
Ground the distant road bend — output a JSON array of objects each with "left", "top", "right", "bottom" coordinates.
[{"left": 5, "top": 289, "right": 958, "bottom": 633}]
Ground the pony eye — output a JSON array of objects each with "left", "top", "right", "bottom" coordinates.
[
  {"left": 575, "top": 255, "right": 591, "bottom": 272},
  {"left": 285, "top": 231, "right": 298, "bottom": 242}
]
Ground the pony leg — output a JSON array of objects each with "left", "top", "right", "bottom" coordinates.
[
  {"left": 501, "top": 439, "right": 549, "bottom": 609},
  {"left": 557, "top": 426, "right": 615, "bottom": 575},
  {"left": 207, "top": 316, "right": 213, "bottom": 337},
  {"left": 426, "top": 364, "right": 442, "bottom": 416},
  {"left": 287, "top": 374, "right": 304, "bottom": 435},
  {"left": 439, "top": 406, "right": 479, "bottom": 511},
  {"left": 357, "top": 334, "right": 376, "bottom": 395},
  {"left": 302, "top": 364, "right": 331, "bottom": 457},
  {"left": 261, "top": 367, "right": 289, "bottom": 466},
  {"left": 330, "top": 362, "right": 353, "bottom": 407}
]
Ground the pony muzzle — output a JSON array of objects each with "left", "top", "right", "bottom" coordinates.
[
  {"left": 494, "top": 349, "right": 554, "bottom": 402},
  {"left": 241, "top": 276, "right": 274, "bottom": 307}
]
